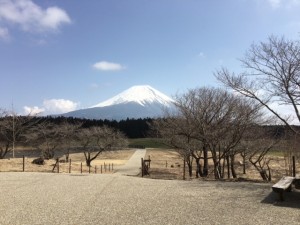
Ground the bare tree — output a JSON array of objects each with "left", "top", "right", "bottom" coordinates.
[
  {"left": 216, "top": 35, "right": 300, "bottom": 133},
  {"left": 152, "top": 117, "right": 199, "bottom": 178},
  {"left": 154, "top": 87, "right": 263, "bottom": 179},
  {"left": 27, "top": 122, "right": 66, "bottom": 160},
  {"left": 238, "top": 127, "right": 280, "bottom": 181},
  {"left": 58, "top": 122, "right": 82, "bottom": 162},
  {"left": 75, "top": 126, "right": 127, "bottom": 167},
  {"left": 0, "top": 109, "right": 40, "bottom": 159}
]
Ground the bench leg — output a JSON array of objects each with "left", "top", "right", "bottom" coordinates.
[
  {"left": 286, "top": 185, "right": 292, "bottom": 192},
  {"left": 278, "top": 191, "right": 284, "bottom": 201}
]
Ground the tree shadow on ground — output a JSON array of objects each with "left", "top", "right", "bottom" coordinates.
[{"left": 261, "top": 189, "right": 300, "bottom": 209}]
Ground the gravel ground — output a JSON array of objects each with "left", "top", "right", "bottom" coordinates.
[{"left": 0, "top": 172, "right": 300, "bottom": 225}]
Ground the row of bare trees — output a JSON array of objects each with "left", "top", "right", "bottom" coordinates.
[
  {"left": 154, "top": 35, "right": 300, "bottom": 181},
  {"left": 216, "top": 35, "right": 300, "bottom": 177},
  {"left": 0, "top": 110, "right": 127, "bottom": 167},
  {"left": 153, "top": 87, "right": 277, "bottom": 180}
]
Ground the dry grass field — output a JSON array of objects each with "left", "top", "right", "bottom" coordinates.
[
  {"left": 144, "top": 149, "right": 294, "bottom": 182},
  {"left": 0, "top": 149, "right": 135, "bottom": 174},
  {"left": 0, "top": 147, "right": 296, "bottom": 183}
]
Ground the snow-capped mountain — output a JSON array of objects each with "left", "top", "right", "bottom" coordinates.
[
  {"left": 62, "top": 85, "right": 175, "bottom": 120},
  {"left": 92, "top": 85, "right": 174, "bottom": 108}
]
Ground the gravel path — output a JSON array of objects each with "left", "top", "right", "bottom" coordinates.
[
  {"left": 0, "top": 172, "right": 300, "bottom": 225},
  {"left": 115, "top": 149, "right": 146, "bottom": 176}
]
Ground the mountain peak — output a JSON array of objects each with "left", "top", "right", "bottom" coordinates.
[{"left": 92, "top": 85, "right": 174, "bottom": 108}]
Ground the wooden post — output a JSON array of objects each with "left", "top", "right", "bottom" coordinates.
[
  {"left": 69, "top": 159, "right": 71, "bottom": 173},
  {"left": 243, "top": 150, "right": 246, "bottom": 174},
  {"left": 95, "top": 166, "right": 97, "bottom": 174},
  {"left": 57, "top": 158, "right": 60, "bottom": 174},
  {"left": 22, "top": 155, "right": 25, "bottom": 172},
  {"left": 81, "top": 162, "right": 83, "bottom": 174},
  {"left": 109, "top": 163, "right": 111, "bottom": 172},
  {"left": 101, "top": 165, "right": 103, "bottom": 174},
  {"left": 226, "top": 156, "right": 230, "bottom": 179},
  {"left": 141, "top": 158, "right": 144, "bottom": 177},
  {"left": 89, "top": 165, "right": 91, "bottom": 174},
  {"left": 104, "top": 162, "right": 106, "bottom": 172},
  {"left": 292, "top": 156, "right": 296, "bottom": 177},
  {"left": 148, "top": 155, "right": 151, "bottom": 168},
  {"left": 183, "top": 158, "right": 186, "bottom": 180},
  {"left": 112, "top": 163, "right": 113, "bottom": 171}
]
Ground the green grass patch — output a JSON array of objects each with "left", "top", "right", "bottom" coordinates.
[
  {"left": 268, "top": 149, "right": 284, "bottom": 157},
  {"left": 128, "top": 138, "right": 169, "bottom": 149}
]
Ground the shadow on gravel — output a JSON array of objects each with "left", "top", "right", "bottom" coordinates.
[{"left": 261, "top": 189, "right": 300, "bottom": 209}]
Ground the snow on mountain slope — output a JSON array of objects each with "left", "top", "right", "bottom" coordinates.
[
  {"left": 61, "top": 85, "right": 176, "bottom": 120},
  {"left": 92, "top": 85, "right": 174, "bottom": 108}
]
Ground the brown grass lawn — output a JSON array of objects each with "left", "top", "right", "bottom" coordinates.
[
  {"left": 0, "top": 149, "right": 135, "bottom": 174},
  {"left": 145, "top": 149, "right": 294, "bottom": 182},
  {"left": 1, "top": 147, "right": 296, "bottom": 183}
]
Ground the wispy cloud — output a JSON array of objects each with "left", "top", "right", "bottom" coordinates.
[
  {"left": 90, "top": 83, "right": 99, "bottom": 89},
  {"left": 93, "top": 61, "right": 125, "bottom": 71},
  {"left": 0, "top": 27, "right": 9, "bottom": 40},
  {"left": 24, "top": 98, "right": 79, "bottom": 115},
  {"left": 266, "top": 0, "right": 300, "bottom": 9},
  {"left": 267, "top": 0, "right": 281, "bottom": 8},
  {"left": 0, "top": 0, "right": 71, "bottom": 38},
  {"left": 198, "top": 52, "right": 205, "bottom": 58}
]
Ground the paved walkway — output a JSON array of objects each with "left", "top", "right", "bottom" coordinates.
[{"left": 115, "top": 149, "right": 146, "bottom": 176}]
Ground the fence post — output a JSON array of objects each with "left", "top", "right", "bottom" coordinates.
[
  {"left": 141, "top": 158, "right": 144, "bottom": 177},
  {"left": 101, "top": 165, "right": 103, "bottom": 174},
  {"left": 112, "top": 163, "right": 113, "bottom": 171},
  {"left": 22, "top": 155, "right": 25, "bottom": 172},
  {"left": 57, "top": 158, "right": 60, "bottom": 173},
  {"left": 109, "top": 163, "right": 111, "bottom": 172},
  {"left": 81, "top": 162, "right": 82, "bottom": 174},
  {"left": 183, "top": 158, "right": 186, "bottom": 180},
  {"left": 292, "top": 156, "right": 296, "bottom": 177},
  {"left": 89, "top": 165, "right": 91, "bottom": 174},
  {"left": 148, "top": 155, "right": 151, "bottom": 168},
  {"left": 104, "top": 162, "right": 106, "bottom": 172},
  {"left": 69, "top": 159, "right": 71, "bottom": 173},
  {"left": 95, "top": 166, "right": 97, "bottom": 174}
]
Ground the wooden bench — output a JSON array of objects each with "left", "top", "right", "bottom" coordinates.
[
  {"left": 272, "top": 176, "right": 295, "bottom": 201},
  {"left": 294, "top": 175, "right": 300, "bottom": 189}
]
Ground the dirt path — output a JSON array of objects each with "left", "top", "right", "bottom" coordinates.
[{"left": 115, "top": 149, "right": 146, "bottom": 176}]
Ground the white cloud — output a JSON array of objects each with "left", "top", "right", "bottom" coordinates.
[
  {"left": 0, "top": 0, "right": 71, "bottom": 35},
  {"left": 23, "top": 106, "right": 45, "bottom": 116},
  {"left": 198, "top": 52, "right": 205, "bottom": 58},
  {"left": 43, "top": 99, "right": 78, "bottom": 114},
  {"left": 0, "top": 26, "right": 9, "bottom": 40},
  {"left": 90, "top": 83, "right": 99, "bottom": 88},
  {"left": 24, "top": 98, "right": 79, "bottom": 115},
  {"left": 265, "top": 0, "right": 300, "bottom": 8},
  {"left": 93, "top": 61, "right": 125, "bottom": 71},
  {"left": 267, "top": 0, "right": 281, "bottom": 8}
]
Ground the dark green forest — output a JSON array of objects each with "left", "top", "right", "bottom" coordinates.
[{"left": 43, "top": 116, "right": 153, "bottom": 139}]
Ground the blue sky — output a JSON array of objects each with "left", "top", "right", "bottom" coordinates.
[{"left": 1, "top": 0, "right": 300, "bottom": 115}]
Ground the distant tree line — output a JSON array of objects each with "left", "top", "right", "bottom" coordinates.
[{"left": 39, "top": 116, "right": 153, "bottom": 139}]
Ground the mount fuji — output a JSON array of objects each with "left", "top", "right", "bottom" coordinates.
[{"left": 62, "top": 85, "right": 176, "bottom": 120}]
